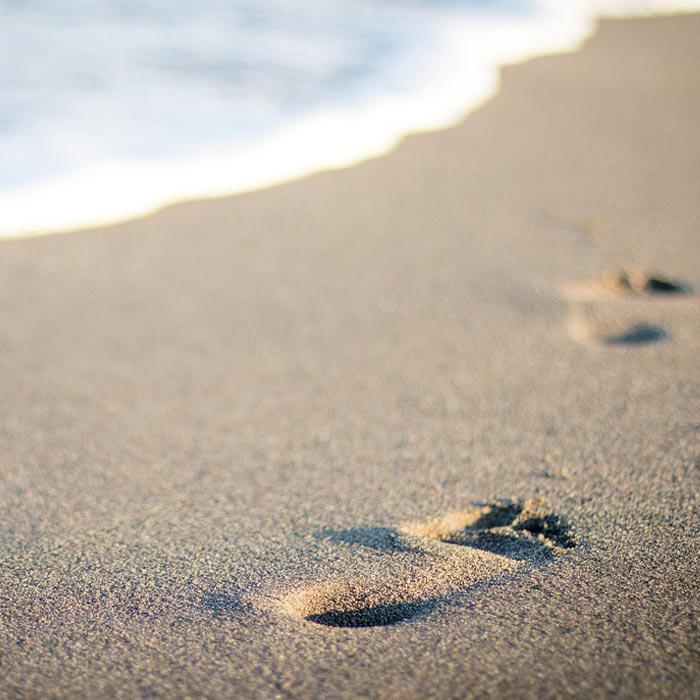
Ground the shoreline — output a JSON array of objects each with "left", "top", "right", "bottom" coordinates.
[
  {"left": 3, "top": 6, "right": 699, "bottom": 240},
  {"left": 1, "top": 13, "right": 699, "bottom": 699}
]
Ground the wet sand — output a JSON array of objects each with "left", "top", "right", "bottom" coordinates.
[{"left": 1, "top": 14, "right": 699, "bottom": 700}]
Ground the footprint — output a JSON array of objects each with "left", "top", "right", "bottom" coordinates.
[
  {"left": 565, "top": 268, "right": 690, "bottom": 302},
  {"left": 400, "top": 498, "right": 575, "bottom": 562},
  {"left": 283, "top": 577, "right": 439, "bottom": 629},
  {"left": 300, "top": 596, "right": 434, "bottom": 628},
  {"left": 564, "top": 267, "right": 693, "bottom": 347},
  {"left": 278, "top": 498, "right": 573, "bottom": 628},
  {"left": 282, "top": 547, "right": 518, "bottom": 628},
  {"left": 568, "top": 310, "right": 668, "bottom": 347}
]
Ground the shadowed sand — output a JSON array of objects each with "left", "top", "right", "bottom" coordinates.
[{"left": 1, "top": 14, "right": 699, "bottom": 700}]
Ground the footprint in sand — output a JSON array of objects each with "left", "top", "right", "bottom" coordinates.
[
  {"left": 279, "top": 499, "right": 574, "bottom": 628},
  {"left": 564, "top": 267, "right": 694, "bottom": 347}
]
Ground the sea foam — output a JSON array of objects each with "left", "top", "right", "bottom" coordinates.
[{"left": 0, "top": 0, "right": 698, "bottom": 238}]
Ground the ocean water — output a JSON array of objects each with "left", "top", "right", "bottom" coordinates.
[{"left": 1, "top": 0, "right": 698, "bottom": 237}]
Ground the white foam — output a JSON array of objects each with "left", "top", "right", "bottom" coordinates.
[{"left": 0, "top": 0, "right": 698, "bottom": 239}]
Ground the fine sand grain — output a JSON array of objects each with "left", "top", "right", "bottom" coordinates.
[{"left": 1, "top": 14, "right": 699, "bottom": 700}]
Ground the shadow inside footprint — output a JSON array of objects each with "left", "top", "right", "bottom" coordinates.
[
  {"left": 513, "top": 513, "right": 575, "bottom": 549},
  {"left": 305, "top": 600, "right": 434, "bottom": 628},
  {"left": 603, "top": 323, "right": 667, "bottom": 345},
  {"left": 644, "top": 276, "right": 689, "bottom": 295}
]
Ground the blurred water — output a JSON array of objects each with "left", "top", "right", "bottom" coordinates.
[{"left": 0, "top": 0, "right": 697, "bottom": 236}]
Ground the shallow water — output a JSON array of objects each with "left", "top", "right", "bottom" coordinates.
[{"left": 1, "top": 0, "right": 698, "bottom": 237}]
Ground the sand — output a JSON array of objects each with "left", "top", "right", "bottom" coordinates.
[{"left": 1, "top": 13, "right": 699, "bottom": 700}]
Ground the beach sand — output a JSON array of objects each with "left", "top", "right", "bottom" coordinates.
[{"left": 1, "top": 13, "right": 699, "bottom": 700}]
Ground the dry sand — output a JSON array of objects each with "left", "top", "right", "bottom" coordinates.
[{"left": 1, "top": 14, "right": 699, "bottom": 700}]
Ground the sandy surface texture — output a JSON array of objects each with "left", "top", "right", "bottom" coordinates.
[{"left": 1, "top": 14, "right": 699, "bottom": 700}]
